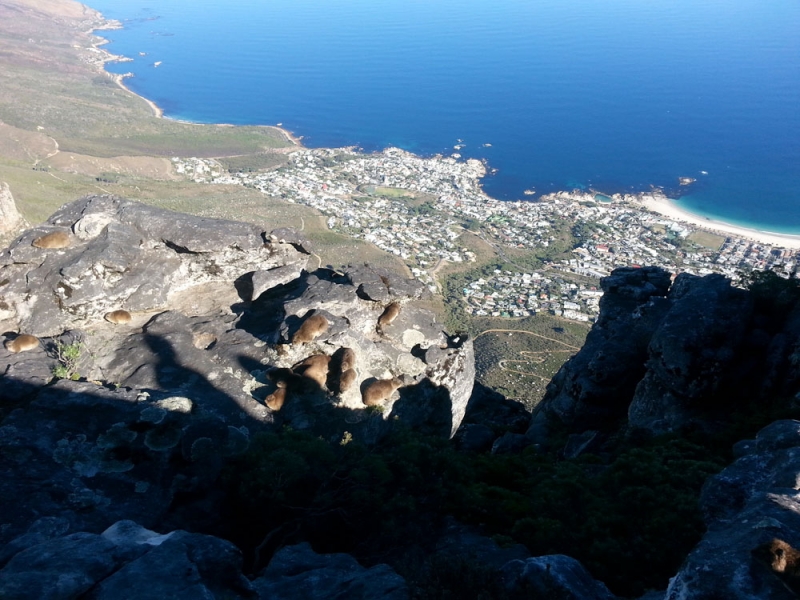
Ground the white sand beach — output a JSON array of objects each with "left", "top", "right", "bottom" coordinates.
[{"left": 639, "top": 195, "right": 800, "bottom": 250}]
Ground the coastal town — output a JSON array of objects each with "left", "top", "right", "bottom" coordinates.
[{"left": 173, "top": 147, "right": 799, "bottom": 323}]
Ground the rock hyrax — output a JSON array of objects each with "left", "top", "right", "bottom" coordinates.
[
  {"left": 291, "top": 313, "right": 329, "bottom": 344},
  {"left": 32, "top": 230, "right": 71, "bottom": 249},
  {"left": 768, "top": 539, "right": 800, "bottom": 576},
  {"left": 338, "top": 368, "right": 357, "bottom": 393},
  {"left": 104, "top": 309, "right": 132, "bottom": 325},
  {"left": 4, "top": 334, "right": 39, "bottom": 354},
  {"left": 268, "top": 368, "right": 299, "bottom": 389},
  {"left": 293, "top": 354, "right": 331, "bottom": 387},
  {"left": 265, "top": 387, "right": 287, "bottom": 411},
  {"left": 377, "top": 302, "right": 401, "bottom": 332},
  {"left": 362, "top": 377, "right": 403, "bottom": 406},
  {"left": 339, "top": 347, "right": 356, "bottom": 372}
]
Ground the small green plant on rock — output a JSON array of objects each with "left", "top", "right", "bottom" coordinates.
[{"left": 51, "top": 341, "right": 83, "bottom": 381}]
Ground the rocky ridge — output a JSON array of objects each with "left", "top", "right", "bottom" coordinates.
[
  {"left": 0, "top": 196, "right": 490, "bottom": 598},
  {"left": 4, "top": 197, "right": 800, "bottom": 597}
]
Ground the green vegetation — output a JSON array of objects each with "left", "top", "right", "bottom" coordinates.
[
  {"left": 471, "top": 318, "right": 588, "bottom": 407},
  {"left": 222, "top": 427, "right": 727, "bottom": 597},
  {"left": 50, "top": 340, "right": 83, "bottom": 381}
]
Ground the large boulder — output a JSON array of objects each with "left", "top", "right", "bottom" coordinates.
[
  {"left": 665, "top": 420, "right": 800, "bottom": 598},
  {"left": 527, "top": 267, "right": 800, "bottom": 446},
  {"left": 0, "top": 194, "right": 309, "bottom": 337},
  {"left": 0, "top": 520, "right": 254, "bottom": 600},
  {"left": 627, "top": 273, "right": 753, "bottom": 432},
  {"left": 0, "top": 181, "right": 26, "bottom": 237},
  {"left": 0, "top": 197, "right": 476, "bottom": 553},
  {"left": 500, "top": 554, "right": 616, "bottom": 599},
  {"left": 527, "top": 267, "right": 672, "bottom": 444},
  {"left": 252, "top": 542, "right": 409, "bottom": 600}
]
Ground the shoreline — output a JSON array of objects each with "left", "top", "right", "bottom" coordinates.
[
  {"left": 636, "top": 194, "right": 800, "bottom": 250},
  {"left": 86, "top": 6, "right": 797, "bottom": 251},
  {"left": 89, "top": 13, "right": 302, "bottom": 148}
]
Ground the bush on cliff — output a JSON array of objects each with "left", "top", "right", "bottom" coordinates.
[{"left": 221, "top": 427, "right": 725, "bottom": 597}]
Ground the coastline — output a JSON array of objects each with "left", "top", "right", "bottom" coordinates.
[
  {"left": 637, "top": 194, "right": 800, "bottom": 250},
  {"left": 83, "top": 5, "right": 795, "bottom": 251},
  {"left": 89, "top": 11, "right": 302, "bottom": 147}
]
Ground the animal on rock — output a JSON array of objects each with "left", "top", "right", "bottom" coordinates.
[
  {"left": 4, "top": 334, "right": 39, "bottom": 353},
  {"left": 376, "top": 302, "right": 401, "bottom": 333},
  {"left": 339, "top": 347, "right": 356, "bottom": 372},
  {"left": 362, "top": 377, "right": 403, "bottom": 406},
  {"left": 267, "top": 368, "right": 299, "bottom": 389},
  {"left": 293, "top": 354, "right": 331, "bottom": 388},
  {"left": 338, "top": 368, "right": 357, "bottom": 393},
  {"left": 264, "top": 387, "right": 287, "bottom": 411},
  {"left": 291, "top": 312, "right": 329, "bottom": 344},
  {"left": 31, "top": 230, "right": 71, "bottom": 249},
  {"left": 104, "top": 309, "right": 132, "bottom": 324}
]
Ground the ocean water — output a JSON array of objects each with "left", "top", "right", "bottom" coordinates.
[{"left": 88, "top": 0, "right": 800, "bottom": 233}]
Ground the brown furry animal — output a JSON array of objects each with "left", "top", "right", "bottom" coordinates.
[
  {"left": 265, "top": 387, "right": 287, "bottom": 411},
  {"left": 339, "top": 347, "right": 356, "bottom": 372},
  {"left": 338, "top": 368, "right": 357, "bottom": 393},
  {"left": 377, "top": 302, "right": 401, "bottom": 332},
  {"left": 104, "top": 309, "right": 132, "bottom": 325},
  {"left": 32, "top": 231, "right": 71, "bottom": 249},
  {"left": 362, "top": 377, "right": 403, "bottom": 406},
  {"left": 291, "top": 313, "right": 329, "bottom": 344},
  {"left": 268, "top": 368, "right": 299, "bottom": 389},
  {"left": 4, "top": 334, "right": 39, "bottom": 354},
  {"left": 293, "top": 354, "right": 331, "bottom": 387},
  {"left": 753, "top": 538, "right": 800, "bottom": 595},
  {"left": 768, "top": 539, "right": 800, "bottom": 576}
]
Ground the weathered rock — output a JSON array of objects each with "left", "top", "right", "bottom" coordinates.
[
  {"left": 435, "top": 520, "right": 530, "bottom": 570},
  {"left": 628, "top": 274, "right": 753, "bottom": 433},
  {"left": 501, "top": 554, "right": 616, "bottom": 599},
  {"left": 0, "top": 532, "right": 120, "bottom": 600},
  {"left": 665, "top": 420, "right": 800, "bottom": 599},
  {"left": 0, "top": 181, "right": 26, "bottom": 236},
  {"left": 251, "top": 264, "right": 307, "bottom": 301},
  {"left": 527, "top": 267, "right": 672, "bottom": 445},
  {"left": 252, "top": 542, "right": 409, "bottom": 600},
  {"left": 0, "top": 378, "right": 244, "bottom": 546},
  {"left": 88, "top": 525, "right": 254, "bottom": 600},
  {"left": 0, "top": 195, "right": 307, "bottom": 337},
  {"left": 0, "top": 520, "right": 255, "bottom": 600},
  {"left": 528, "top": 267, "right": 800, "bottom": 445}
]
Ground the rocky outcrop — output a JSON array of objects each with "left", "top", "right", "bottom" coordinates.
[
  {"left": 0, "top": 196, "right": 475, "bottom": 557},
  {"left": 528, "top": 267, "right": 800, "bottom": 446},
  {"left": 253, "top": 542, "right": 409, "bottom": 599},
  {"left": 501, "top": 554, "right": 616, "bottom": 599},
  {"left": 0, "top": 181, "right": 26, "bottom": 237},
  {"left": 665, "top": 420, "right": 800, "bottom": 598},
  {"left": 0, "top": 194, "right": 308, "bottom": 337}
]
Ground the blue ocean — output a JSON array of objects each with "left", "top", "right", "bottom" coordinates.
[{"left": 89, "top": 0, "right": 800, "bottom": 233}]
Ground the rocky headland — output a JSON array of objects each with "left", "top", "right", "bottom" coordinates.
[{"left": 2, "top": 196, "right": 800, "bottom": 598}]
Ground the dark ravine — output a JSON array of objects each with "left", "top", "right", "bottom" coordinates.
[{"left": 1, "top": 196, "right": 800, "bottom": 598}]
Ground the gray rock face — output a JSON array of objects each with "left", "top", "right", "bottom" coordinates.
[
  {"left": 0, "top": 194, "right": 309, "bottom": 337},
  {"left": 0, "top": 197, "right": 476, "bottom": 562},
  {"left": 528, "top": 267, "right": 800, "bottom": 445},
  {"left": 252, "top": 542, "right": 409, "bottom": 600},
  {"left": 0, "top": 521, "right": 255, "bottom": 600},
  {"left": 0, "top": 181, "right": 26, "bottom": 236},
  {"left": 627, "top": 273, "right": 753, "bottom": 432},
  {"left": 665, "top": 420, "right": 800, "bottom": 599},
  {"left": 0, "top": 378, "right": 243, "bottom": 546},
  {"left": 501, "top": 554, "right": 616, "bottom": 600},
  {"left": 527, "top": 267, "right": 671, "bottom": 444}
]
